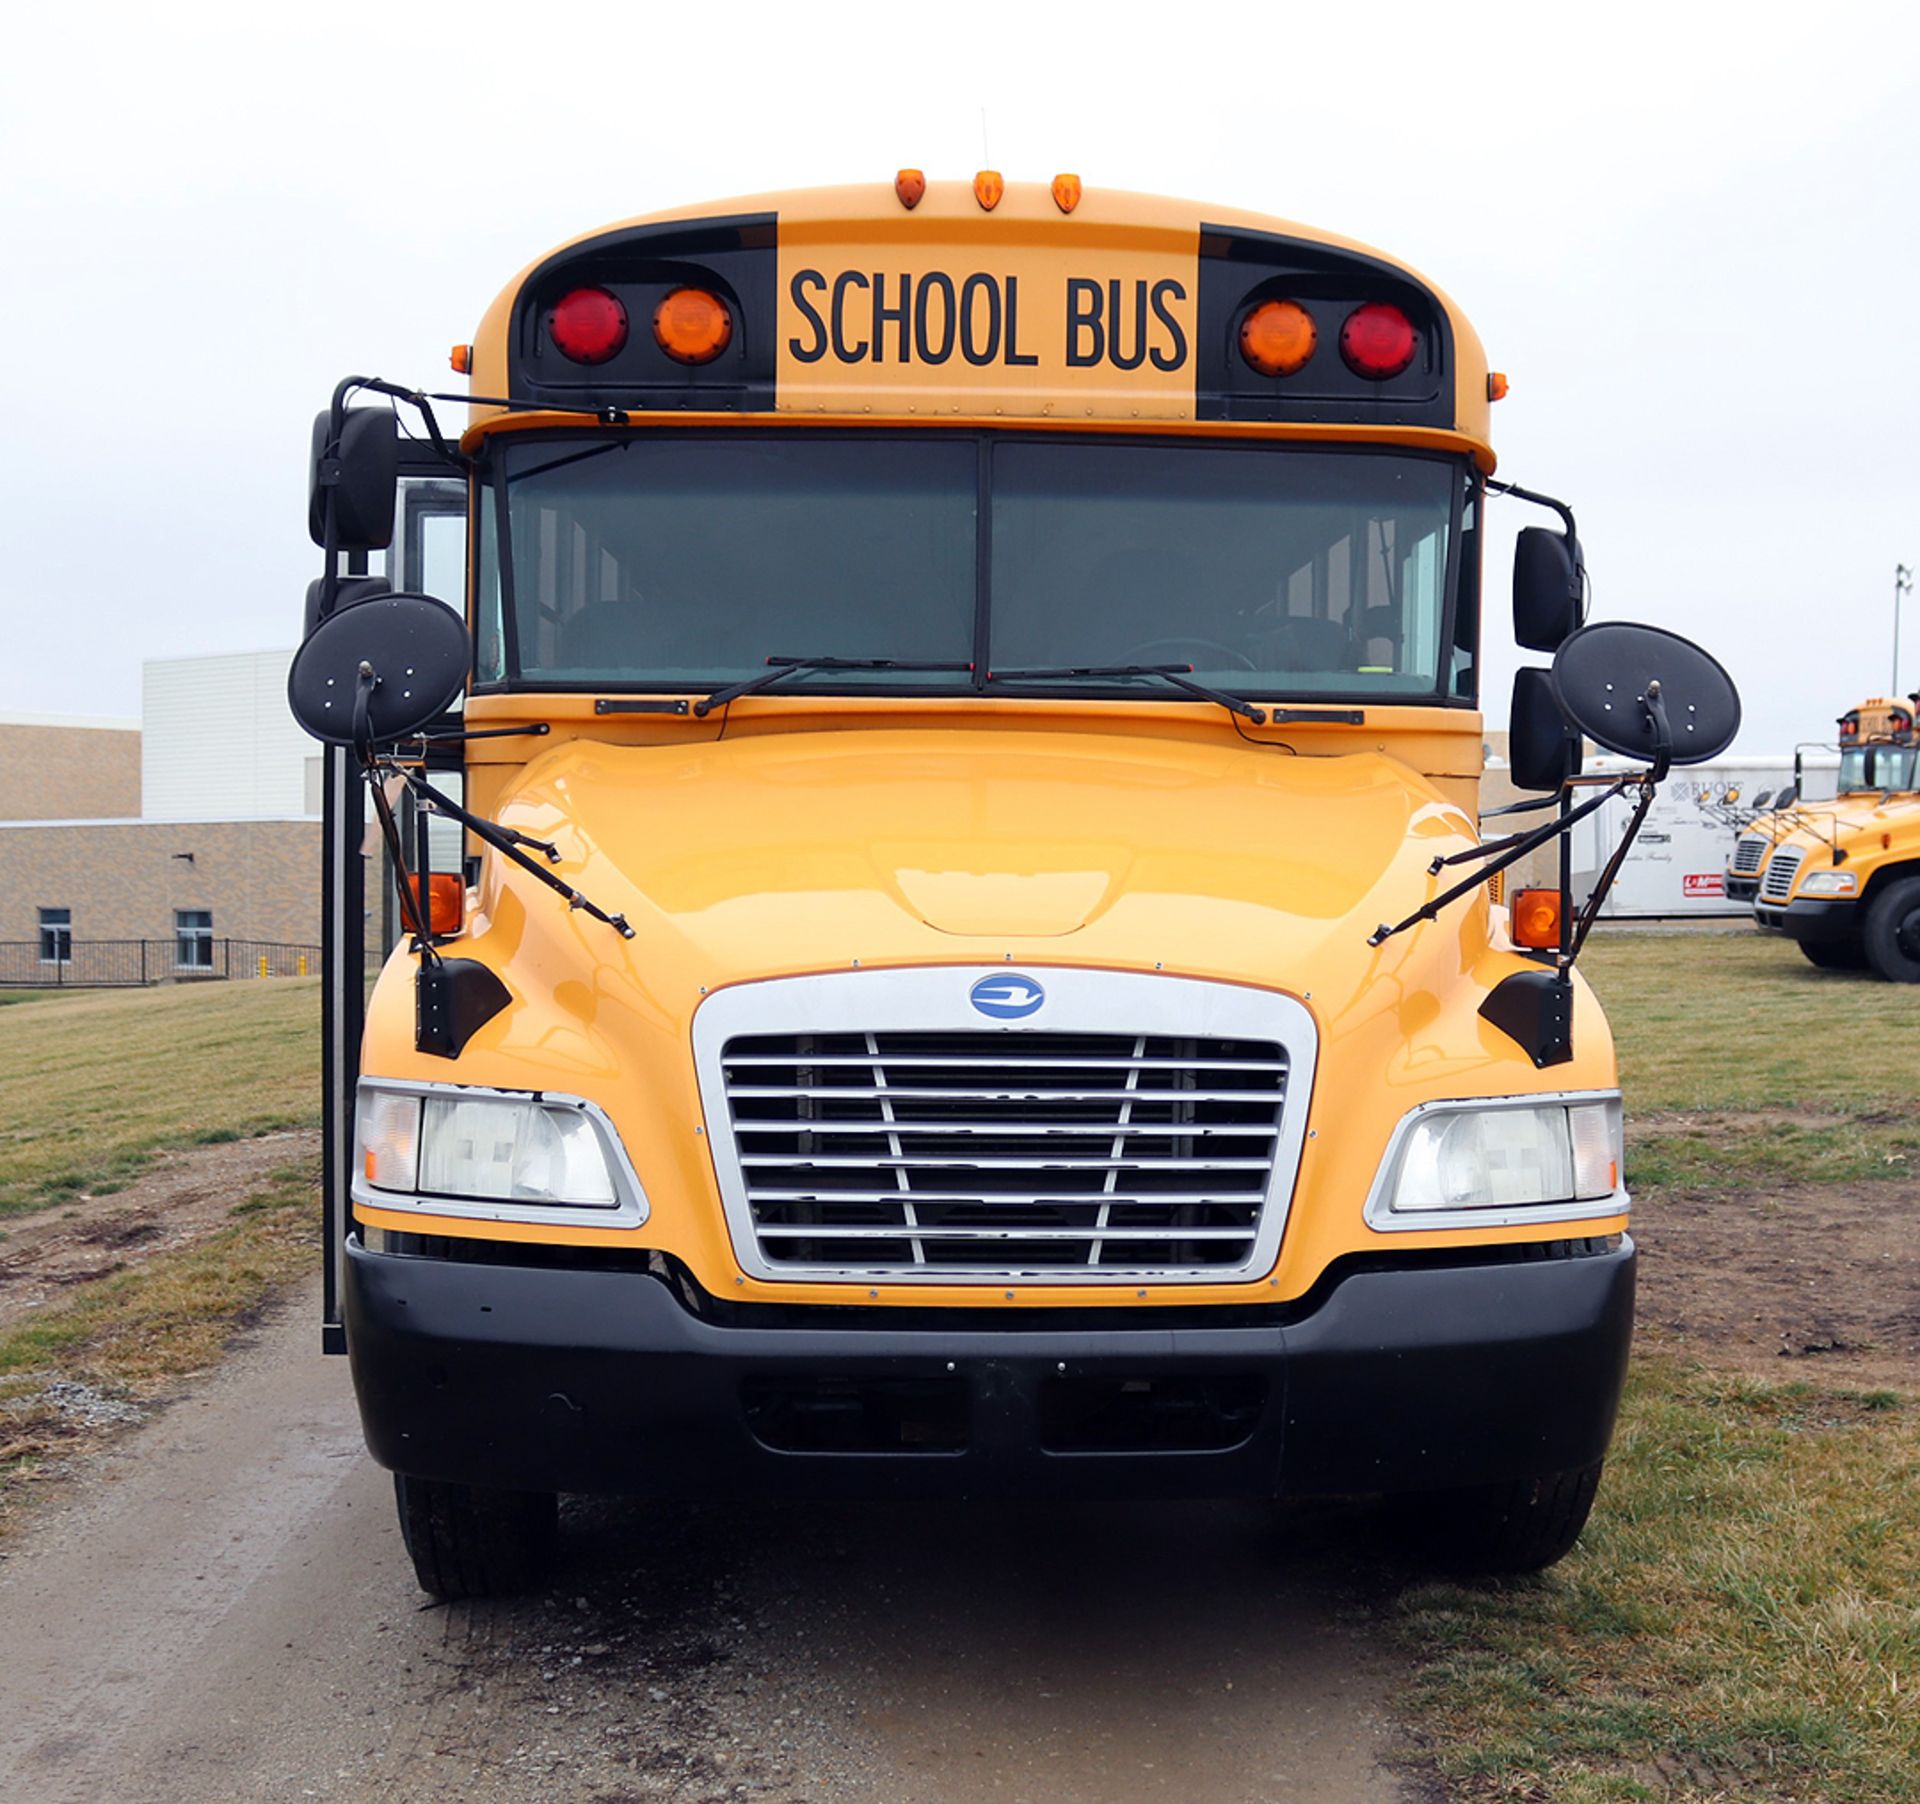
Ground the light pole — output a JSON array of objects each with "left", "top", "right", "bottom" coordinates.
[{"left": 1895, "top": 564, "right": 1915, "bottom": 693}]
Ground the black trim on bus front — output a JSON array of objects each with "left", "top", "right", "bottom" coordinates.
[
  {"left": 508, "top": 213, "right": 779, "bottom": 414},
  {"left": 1194, "top": 224, "right": 1456, "bottom": 429},
  {"left": 342, "top": 1233, "right": 1634, "bottom": 1499},
  {"left": 472, "top": 428, "right": 1481, "bottom": 713}
]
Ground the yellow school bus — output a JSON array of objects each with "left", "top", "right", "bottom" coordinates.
[
  {"left": 1724, "top": 697, "right": 1916, "bottom": 911},
  {"left": 296, "top": 175, "right": 1710, "bottom": 1597},
  {"left": 1752, "top": 697, "right": 1920, "bottom": 974}
]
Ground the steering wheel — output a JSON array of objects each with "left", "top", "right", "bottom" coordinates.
[{"left": 1120, "top": 637, "right": 1259, "bottom": 673}]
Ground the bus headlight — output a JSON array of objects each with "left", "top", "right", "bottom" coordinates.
[
  {"left": 1367, "top": 1095, "right": 1624, "bottom": 1228},
  {"left": 354, "top": 1083, "right": 645, "bottom": 1222},
  {"left": 1796, "top": 869, "right": 1857, "bottom": 896}
]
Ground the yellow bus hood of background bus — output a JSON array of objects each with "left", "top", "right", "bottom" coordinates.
[{"left": 359, "top": 723, "right": 1618, "bottom": 1304}]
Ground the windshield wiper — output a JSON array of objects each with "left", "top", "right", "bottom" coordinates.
[
  {"left": 692, "top": 656, "right": 974, "bottom": 718},
  {"left": 987, "top": 663, "right": 1268, "bottom": 724}
]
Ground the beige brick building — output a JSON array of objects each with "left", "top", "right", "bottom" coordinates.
[
  {"left": 0, "top": 819, "right": 319, "bottom": 950},
  {"left": 0, "top": 658, "right": 322, "bottom": 979},
  {"left": 0, "top": 713, "right": 140, "bottom": 820}
]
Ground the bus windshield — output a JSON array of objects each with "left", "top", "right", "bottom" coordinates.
[
  {"left": 1839, "top": 745, "right": 1917, "bottom": 792},
  {"left": 477, "top": 434, "right": 1467, "bottom": 702}
]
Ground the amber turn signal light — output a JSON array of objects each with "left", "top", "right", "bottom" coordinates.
[
  {"left": 1511, "top": 887, "right": 1563, "bottom": 951},
  {"left": 1051, "top": 173, "right": 1082, "bottom": 213},
  {"left": 449, "top": 343, "right": 472, "bottom": 375},
  {"left": 973, "top": 169, "right": 1004, "bottom": 211},
  {"left": 414, "top": 873, "right": 464, "bottom": 937},
  {"left": 1239, "top": 299, "right": 1317, "bottom": 377},
  {"left": 895, "top": 168, "right": 926, "bottom": 209},
  {"left": 1488, "top": 371, "right": 1509, "bottom": 401},
  {"left": 652, "top": 287, "right": 733, "bottom": 365}
]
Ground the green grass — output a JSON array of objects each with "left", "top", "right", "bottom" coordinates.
[
  {"left": 1396, "top": 1360, "right": 1920, "bottom": 1803},
  {"left": 1397, "top": 929, "right": 1920, "bottom": 1801},
  {"left": 1581, "top": 930, "right": 1912, "bottom": 1115},
  {"left": 0, "top": 980, "right": 320, "bottom": 1217}
]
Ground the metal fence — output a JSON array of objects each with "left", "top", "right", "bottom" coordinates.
[{"left": 0, "top": 940, "right": 321, "bottom": 989}]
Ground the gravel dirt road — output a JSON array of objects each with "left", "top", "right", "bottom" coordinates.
[{"left": 0, "top": 1284, "right": 1421, "bottom": 1804}]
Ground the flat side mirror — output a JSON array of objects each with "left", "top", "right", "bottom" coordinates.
[
  {"left": 303, "top": 574, "right": 391, "bottom": 639},
  {"left": 287, "top": 592, "right": 470, "bottom": 746},
  {"left": 1508, "top": 665, "right": 1582, "bottom": 791},
  {"left": 1513, "top": 526, "right": 1583, "bottom": 652},
  {"left": 1550, "top": 621, "right": 1741, "bottom": 766},
  {"left": 308, "top": 407, "right": 399, "bottom": 552}
]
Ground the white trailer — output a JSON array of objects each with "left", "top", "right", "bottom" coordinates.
[{"left": 1568, "top": 754, "right": 1838, "bottom": 917}]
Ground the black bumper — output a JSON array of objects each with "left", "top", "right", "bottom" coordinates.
[
  {"left": 343, "top": 1237, "right": 1635, "bottom": 1501},
  {"left": 1725, "top": 874, "right": 1759, "bottom": 902},
  {"left": 1754, "top": 896, "right": 1857, "bottom": 942}
]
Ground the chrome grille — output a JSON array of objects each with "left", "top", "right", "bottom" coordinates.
[
  {"left": 720, "top": 1030, "right": 1288, "bottom": 1277},
  {"left": 1761, "top": 846, "right": 1805, "bottom": 901},
  {"left": 1732, "top": 833, "right": 1768, "bottom": 875}
]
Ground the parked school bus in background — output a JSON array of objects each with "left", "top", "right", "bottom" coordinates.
[
  {"left": 1728, "top": 698, "right": 1917, "bottom": 911},
  {"left": 1752, "top": 697, "right": 1920, "bottom": 976},
  {"left": 295, "top": 177, "right": 1735, "bottom": 1598}
]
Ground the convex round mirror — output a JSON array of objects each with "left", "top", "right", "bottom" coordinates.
[
  {"left": 1550, "top": 621, "right": 1740, "bottom": 765},
  {"left": 287, "top": 592, "right": 470, "bottom": 746}
]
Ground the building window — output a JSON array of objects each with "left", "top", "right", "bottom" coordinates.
[
  {"left": 38, "top": 907, "right": 72, "bottom": 965},
  {"left": 175, "top": 909, "right": 213, "bottom": 971}
]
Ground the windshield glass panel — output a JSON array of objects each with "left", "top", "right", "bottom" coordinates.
[
  {"left": 988, "top": 443, "right": 1456, "bottom": 696},
  {"left": 477, "top": 434, "right": 1466, "bottom": 701},
  {"left": 482, "top": 438, "right": 977, "bottom": 687},
  {"left": 1838, "top": 745, "right": 1917, "bottom": 792}
]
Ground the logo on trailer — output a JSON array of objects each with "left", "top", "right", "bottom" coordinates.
[
  {"left": 1683, "top": 873, "right": 1725, "bottom": 898},
  {"left": 969, "top": 973, "right": 1046, "bottom": 1019}
]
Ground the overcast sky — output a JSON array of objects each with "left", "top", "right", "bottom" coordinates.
[{"left": 3, "top": 1, "right": 1915, "bottom": 756}]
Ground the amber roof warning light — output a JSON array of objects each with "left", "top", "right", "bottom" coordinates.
[
  {"left": 653, "top": 288, "right": 733, "bottom": 365},
  {"left": 1239, "top": 300, "right": 1317, "bottom": 377}
]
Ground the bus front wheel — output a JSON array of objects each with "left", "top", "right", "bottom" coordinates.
[
  {"left": 393, "top": 1473, "right": 558, "bottom": 1601},
  {"left": 1864, "top": 878, "right": 1920, "bottom": 982},
  {"left": 1387, "top": 1460, "right": 1603, "bottom": 1573}
]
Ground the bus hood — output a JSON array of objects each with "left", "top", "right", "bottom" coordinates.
[{"left": 474, "top": 726, "right": 1483, "bottom": 994}]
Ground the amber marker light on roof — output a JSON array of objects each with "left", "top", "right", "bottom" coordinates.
[
  {"left": 1051, "top": 173, "right": 1082, "bottom": 213},
  {"left": 1239, "top": 300, "right": 1318, "bottom": 377},
  {"left": 1488, "top": 371, "right": 1509, "bottom": 401},
  {"left": 449, "top": 343, "right": 472, "bottom": 375},
  {"left": 652, "top": 287, "right": 733, "bottom": 365},
  {"left": 895, "top": 169, "right": 926, "bottom": 209},
  {"left": 973, "top": 170, "right": 1004, "bottom": 211}
]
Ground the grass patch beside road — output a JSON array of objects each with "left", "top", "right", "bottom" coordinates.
[
  {"left": 1580, "top": 930, "right": 1898, "bottom": 1115},
  {"left": 1397, "top": 930, "right": 1920, "bottom": 1801},
  {"left": 0, "top": 980, "right": 319, "bottom": 1217},
  {"left": 1397, "top": 1359, "right": 1920, "bottom": 1803},
  {"left": 0, "top": 1160, "right": 315, "bottom": 1533}
]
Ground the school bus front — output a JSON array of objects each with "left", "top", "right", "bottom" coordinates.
[{"left": 311, "top": 180, "right": 1638, "bottom": 1595}]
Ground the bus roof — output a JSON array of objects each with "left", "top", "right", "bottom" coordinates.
[{"left": 462, "top": 181, "right": 1494, "bottom": 468}]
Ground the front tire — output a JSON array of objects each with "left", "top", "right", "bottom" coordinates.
[
  {"left": 393, "top": 1473, "right": 558, "bottom": 1600},
  {"left": 1798, "top": 937, "right": 1868, "bottom": 970},
  {"left": 1389, "top": 1461, "right": 1603, "bottom": 1574},
  {"left": 1864, "top": 877, "right": 1920, "bottom": 982}
]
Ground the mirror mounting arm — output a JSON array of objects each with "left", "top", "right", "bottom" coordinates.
[
  {"left": 1484, "top": 475, "right": 1579, "bottom": 546},
  {"left": 383, "top": 765, "right": 634, "bottom": 940},
  {"left": 1368, "top": 775, "right": 1635, "bottom": 948}
]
